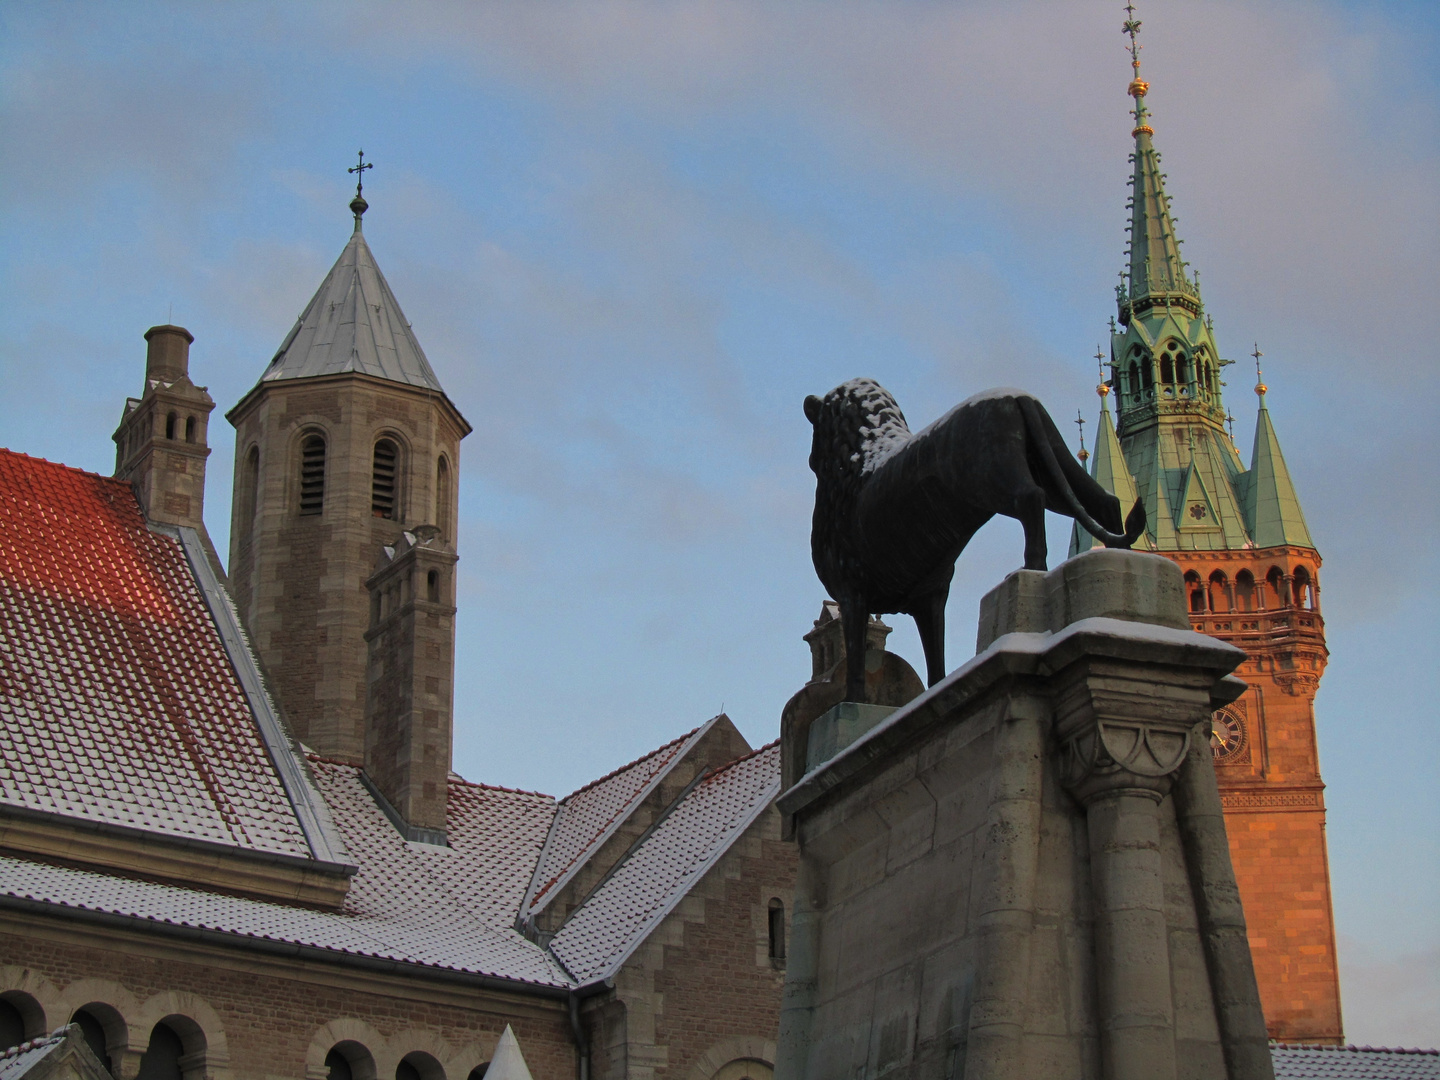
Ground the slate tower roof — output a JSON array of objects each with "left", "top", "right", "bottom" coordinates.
[{"left": 256, "top": 205, "right": 444, "bottom": 392}]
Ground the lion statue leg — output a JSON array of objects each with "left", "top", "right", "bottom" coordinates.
[{"left": 839, "top": 597, "right": 870, "bottom": 703}]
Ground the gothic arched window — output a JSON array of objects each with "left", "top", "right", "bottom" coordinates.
[
  {"left": 1160, "top": 355, "right": 1175, "bottom": 385},
  {"left": 768, "top": 897, "right": 787, "bottom": 963}
]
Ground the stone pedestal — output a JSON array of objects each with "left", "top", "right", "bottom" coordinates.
[{"left": 774, "top": 549, "right": 1273, "bottom": 1080}]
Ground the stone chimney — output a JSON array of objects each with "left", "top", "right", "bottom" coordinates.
[
  {"left": 112, "top": 325, "right": 219, "bottom": 558},
  {"left": 363, "top": 526, "right": 458, "bottom": 845}
]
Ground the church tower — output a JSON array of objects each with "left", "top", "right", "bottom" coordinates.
[
  {"left": 1072, "top": 11, "right": 1342, "bottom": 1044},
  {"left": 226, "top": 175, "right": 471, "bottom": 764}
]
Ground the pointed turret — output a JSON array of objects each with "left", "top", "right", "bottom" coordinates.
[
  {"left": 1242, "top": 370, "right": 1315, "bottom": 549},
  {"left": 1071, "top": 382, "right": 1143, "bottom": 556},
  {"left": 257, "top": 221, "right": 444, "bottom": 392},
  {"left": 226, "top": 168, "right": 470, "bottom": 763}
]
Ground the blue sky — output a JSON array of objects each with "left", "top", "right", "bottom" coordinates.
[{"left": 2, "top": 0, "right": 1436, "bottom": 1045}]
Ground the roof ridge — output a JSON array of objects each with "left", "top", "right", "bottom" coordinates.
[
  {"left": 698, "top": 738, "right": 780, "bottom": 782},
  {"left": 449, "top": 776, "right": 554, "bottom": 799},
  {"left": 561, "top": 725, "right": 701, "bottom": 802},
  {"left": 0, "top": 447, "right": 133, "bottom": 490}
]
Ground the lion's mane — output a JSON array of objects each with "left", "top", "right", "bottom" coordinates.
[{"left": 808, "top": 378, "right": 913, "bottom": 598}]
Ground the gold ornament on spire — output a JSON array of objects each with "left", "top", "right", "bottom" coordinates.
[
  {"left": 1095, "top": 345, "right": 1110, "bottom": 398},
  {"left": 1123, "top": 3, "right": 1154, "bottom": 136},
  {"left": 1252, "top": 343, "right": 1267, "bottom": 396}
]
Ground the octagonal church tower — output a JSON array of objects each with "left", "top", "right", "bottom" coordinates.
[
  {"left": 1070, "top": 24, "right": 1341, "bottom": 1045},
  {"left": 227, "top": 187, "right": 471, "bottom": 763}
]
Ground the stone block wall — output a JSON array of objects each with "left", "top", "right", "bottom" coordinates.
[{"left": 774, "top": 550, "right": 1274, "bottom": 1080}]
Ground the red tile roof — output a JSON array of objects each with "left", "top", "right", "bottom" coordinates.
[{"left": 0, "top": 450, "right": 311, "bottom": 855}]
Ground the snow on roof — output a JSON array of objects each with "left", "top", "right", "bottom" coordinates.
[
  {"left": 0, "top": 1029, "right": 68, "bottom": 1080},
  {"left": 0, "top": 450, "right": 312, "bottom": 857},
  {"left": 521, "top": 723, "right": 705, "bottom": 917},
  {"left": 1271, "top": 1045, "right": 1440, "bottom": 1080},
  {"left": 0, "top": 759, "right": 569, "bottom": 988},
  {"left": 549, "top": 742, "right": 781, "bottom": 985}
]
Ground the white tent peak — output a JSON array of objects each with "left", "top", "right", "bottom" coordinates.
[{"left": 484, "top": 1025, "right": 533, "bottom": 1080}]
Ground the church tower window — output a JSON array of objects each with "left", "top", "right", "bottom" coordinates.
[
  {"left": 768, "top": 897, "right": 786, "bottom": 963},
  {"left": 436, "top": 455, "right": 452, "bottom": 539},
  {"left": 372, "top": 438, "right": 400, "bottom": 519},
  {"left": 165, "top": 411, "right": 178, "bottom": 440},
  {"left": 240, "top": 446, "right": 260, "bottom": 536},
  {"left": 299, "top": 434, "right": 326, "bottom": 516}
]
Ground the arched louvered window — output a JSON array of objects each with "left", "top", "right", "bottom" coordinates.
[
  {"left": 372, "top": 439, "right": 399, "bottom": 519},
  {"left": 436, "top": 456, "right": 452, "bottom": 539},
  {"left": 299, "top": 434, "right": 326, "bottom": 516}
]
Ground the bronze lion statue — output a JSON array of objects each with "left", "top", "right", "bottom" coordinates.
[{"left": 805, "top": 378, "right": 1146, "bottom": 701}]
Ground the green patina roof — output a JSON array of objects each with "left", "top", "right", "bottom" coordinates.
[
  {"left": 1243, "top": 394, "right": 1315, "bottom": 548},
  {"left": 1072, "top": 51, "right": 1317, "bottom": 559}
]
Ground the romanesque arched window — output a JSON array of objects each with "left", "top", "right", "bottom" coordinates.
[
  {"left": 184, "top": 416, "right": 196, "bottom": 443},
  {"left": 326, "top": 1041, "right": 376, "bottom": 1080},
  {"left": 299, "top": 433, "right": 326, "bottom": 516},
  {"left": 372, "top": 439, "right": 400, "bottom": 520},
  {"left": 165, "top": 412, "right": 178, "bottom": 440},
  {"left": 436, "top": 456, "right": 452, "bottom": 540},
  {"left": 396, "top": 1051, "right": 445, "bottom": 1080},
  {"left": 71, "top": 1006, "right": 121, "bottom": 1078},
  {"left": 239, "top": 446, "right": 260, "bottom": 536},
  {"left": 136, "top": 1022, "right": 186, "bottom": 1080}
]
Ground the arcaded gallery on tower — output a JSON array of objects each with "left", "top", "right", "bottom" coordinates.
[{"left": 0, "top": 12, "right": 1379, "bottom": 1080}]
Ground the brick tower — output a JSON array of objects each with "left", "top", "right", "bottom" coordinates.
[
  {"left": 226, "top": 183, "right": 471, "bottom": 762},
  {"left": 1071, "top": 16, "right": 1342, "bottom": 1044}
]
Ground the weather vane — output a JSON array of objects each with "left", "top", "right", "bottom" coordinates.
[
  {"left": 1075, "top": 411, "right": 1089, "bottom": 464},
  {"left": 1252, "top": 343, "right": 1267, "bottom": 396},
  {"left": 348, "top": 149, "right": 373, "bottom": 199}
]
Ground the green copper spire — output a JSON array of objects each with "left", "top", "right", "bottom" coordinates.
[
  {"left": 1081, "top": 4, "right": 1316, "bottom": 559},
  {"left": 1240, "top": 348, "right": 1315, "bottom": 548}
]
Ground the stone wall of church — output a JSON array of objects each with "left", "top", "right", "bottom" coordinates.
[
  {"left": 590, "top": 804, "right": 796, "bottom": 1080},
  {"left": 0, "top": 918, "right": 577, "bottom": 1080}
]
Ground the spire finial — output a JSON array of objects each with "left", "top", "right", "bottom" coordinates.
[
  {"left": 1123, "top": 3, "right": 1153, "bottom": 137},
  {"left": 1075, "top": 411, "right": 1089, "bottom": 464},
  {"left": 348, "top": 149, "right": 373, "bottom": 231},
  {"left": 1252, "top": 343, "right": 1268, "bottom": 398},
  {"left": 1094, "top": 345, "right": 1111, "bottom": 400}
]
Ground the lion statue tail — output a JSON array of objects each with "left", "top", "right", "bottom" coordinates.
[{"left": 1016, "top": 396, "right": 1147, "bottom": 550}]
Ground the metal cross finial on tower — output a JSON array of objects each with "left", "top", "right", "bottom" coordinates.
[
  {"left": 1095, "top": 345, "right": 1110, "bottom": 399},
  {"left": 1252, "top": 343, "right": 1268, "bottom": 397},
  {"left": 1075, "top": 411, "right": 1089, "bottom": 464},
  {"left": 1225, "top": 411, "right": 1237, "bottom": 440},
  {"left": 348, "top": 150, "right": 373, "bottom": 230}
]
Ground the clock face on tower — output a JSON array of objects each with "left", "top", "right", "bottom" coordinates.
[{"left": 1210, "top": 707, "right": 1247, "bottom": 761}]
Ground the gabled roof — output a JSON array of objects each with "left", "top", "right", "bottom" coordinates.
[
  {"left": 548, "top": 742, "right": 781, "bottom": 985},
  {"left": 520, "top": 722, "right": 710, "bottom": 920},
  {"left": 256, "top": 226, "right": 444, "bottom": 392},
  {"left": 0, "top": 1025, "right": 111, "bottom": 1080},
  {"left": 0, "top": 450, "right": 329, "bottom": 860}
]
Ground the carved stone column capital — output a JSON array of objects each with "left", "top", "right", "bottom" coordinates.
[{"left": 1051, "top": 656, "right": 1224, "bottom": 807}]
